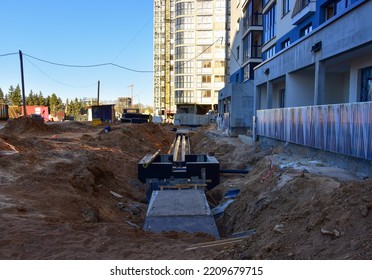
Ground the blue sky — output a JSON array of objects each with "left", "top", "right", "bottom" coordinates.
[{"left": 0, "top": 0, "right": 154, "bottom": 106}]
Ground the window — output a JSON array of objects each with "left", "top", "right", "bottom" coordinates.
[
  {"left": 197, "top": 0, "right": 213, "bottom": 14},
  {"left": 176, "top": 16, "right": 194, "bottom": 31},
  {"left": 236, "top": 46, "right": 240, "bottom": 60},
  {"left": 196, "top": 15, "right": 212, "bottom": 29},
  {"left": 175, "top": 90, "right": 194, "bottom": 104},
  {"left": 202, "top": 90, "right": 211, "bottom": 97},
  {"left": 300, "top": 23, "right": 312, "bottom": 37},
  {"left": 265, "top": 46, "right": 275, "bottom": 59},
  {"left": 324, "top": 0, "right": 348, "bottom": 21},
  {"left": 243, "top": 65, "right": 250, "bottom": 81},
  {"left": 202, "top": 61, "right": 211, "bottom": 68},
  {"left": 202, "top": 75, "right": 211, "bottom": 83},
  {"left": 263, "top": 4, "right": 276, "bottom": 43},
  {"left": 252, "top": 31, "right": 262, "bottom": 58},
  {"left": 175, "top": 61, "right": 193, "bottom": 74},
  {"left": 325, "top": 4, "right": 335, "bottom": 20},
  {"left": 175, "top": 46, "right": 194, "bottom": 60},
  {"left": 214, "top": 60, "right": 225, "bottom": 68},
  {"left": 196, "top": 30, "right": 213, "bottom": 44},
  {"left": 175, "top": 75, "right": 194, "bottom": 89},
  {"left": 243, "top": 35, "right": 249, "bottom": 62},
  {"left": 215, "top": 75, "right": 224, "bottom": 83},
  {"left": 175, "top": 31, "right": 194, "bottom": 45},
  {"left": 282, "top": 0, "right": 290, "bottom": 17},
  {"left": 360, "top": 66, "right": 372, "bottom": 102},
  {"left": 175, "top": 2, "right": 194, "bottom": 16},
  {"left": 281, "top": 38, "right": 290, "bottom": 49}
]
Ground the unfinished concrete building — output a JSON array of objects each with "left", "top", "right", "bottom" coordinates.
[{"left": 153, "top": 0, "right": 230, "bottom": 123}]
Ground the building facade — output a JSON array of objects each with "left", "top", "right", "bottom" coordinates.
[
  {"left": 253, "top": 0, "right": 372, "bottom": 160},
  {"left": 218, "top": 0, "right": 264, "bottom": 135},
  {"left": 153, "top": 0, "right": 230, "bottom": 120}
]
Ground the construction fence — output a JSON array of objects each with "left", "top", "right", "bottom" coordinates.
[{"left": 256, "top": 102, "right": 372, "bottom": 160}]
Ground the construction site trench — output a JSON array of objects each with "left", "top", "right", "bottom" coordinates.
[{"left": 0, "top": 118, "right": 371, "bottom": 259}]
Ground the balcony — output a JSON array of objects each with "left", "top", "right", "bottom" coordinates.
[
  {"left": 292, "top": 0, "right": 316, "bottom": 25},
  {"left": 243, "top": 12, "right": 263, "bottom": 33},
  {"left": 243, "top": 44, "right": 262, "bottom": 63}
]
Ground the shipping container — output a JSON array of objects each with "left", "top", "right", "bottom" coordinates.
[{"left": 25, "top": 106, "right": 49, "bottom": 122}]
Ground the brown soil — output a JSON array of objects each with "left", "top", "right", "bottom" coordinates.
[{"left": 0, "top": 118, "right": 371, "bottom": 259}]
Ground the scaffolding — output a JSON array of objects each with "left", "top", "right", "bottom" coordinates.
[{"left": 154, "top": 0, "right": 174, "bottom": 119}]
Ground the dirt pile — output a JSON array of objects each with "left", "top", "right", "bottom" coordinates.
[
  {"left": 0, "top": 121, "right": 219, "bottom": 259},
  {"left": 0, "top": 121, "right": 370, "bottom": 259},
  {"left": 2, "top": 117, "right": 56, "bottom": 135},
  {"left": 190, "top": 126, "right": 371, "bottom": 259}
]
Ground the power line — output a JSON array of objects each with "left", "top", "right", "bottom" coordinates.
[
  {"left": 23, "top": 53, "right": 154, "bottom": 73},
  {"left": 176, "top": 37, "right": 224, "bottom": 69},
  {"left": 225, "top": 40, "right": 255, "bottom": 96},
  {"left": 0, "top": 52, "right": 18, "bottom": 57},
  {"left": 112, "top": 17, "right": 152, "bottom": 62},
  {"left": 24, "top": 56, "right": 97, "bottom": 89}
]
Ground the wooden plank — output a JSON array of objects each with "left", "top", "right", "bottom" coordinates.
[
  {"left": 185, "top": 236, "right": 246, "bottom": 251},
  {"left": 185, "top": 230, "right": 256, "bottom": 251}
]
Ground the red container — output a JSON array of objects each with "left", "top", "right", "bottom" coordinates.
[{"left": 24, "top": 106, "right": 49, "bottom": 122}]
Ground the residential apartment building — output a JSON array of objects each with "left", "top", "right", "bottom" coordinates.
[
  {"left": 218, "top": 0, "right": 264, "bottom": 135},
  {"left": 220, "top": 0, "right": 371, "bottom": 160},
  {"left": 153, "top": 0, "right": 230, "bottom": 120},
  {"left": 253, "top": 0, "right": 372, "bottom": 160}
]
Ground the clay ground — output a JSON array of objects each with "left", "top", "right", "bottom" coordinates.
[{"left": 0, "top": 118, "right": 371, "bottom": 259}]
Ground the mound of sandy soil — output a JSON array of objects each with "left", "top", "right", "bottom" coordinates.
[
  {"left": 0, "top": 121, "right": 217, "bottom": 259},
  {"left": 2, "top": 117, "right": 56, "bottom": 135},
  {"left": 190, "top": 125, "right": 372, "bottom": 260},
  {"left": 0, "top": 121, "right": 370, "bottom": 259}
]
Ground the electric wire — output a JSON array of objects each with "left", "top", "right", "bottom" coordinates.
[
  {"left": 226, "top": 39, "right": 255, "bottom": 97},
  {"left": 23, "top": 53, "right": 154, "bottom": 73},
  {"left": 176, "top": 37, "right": 224, "bottom": 69},
  {"left": 112, "top": 17, "right": 152, "bottom": 62},
  {"left": 0, "top": 52, "right": 18, "bottom": 57},
  {"left": 24, "top": 56, "right": 97, "bottom": 89}
]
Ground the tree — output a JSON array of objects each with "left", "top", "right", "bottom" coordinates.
[
  {"left": 47, "top": 93, "right": 63, "bottom": 115},
  {"left": 26, "top": 90, "right": 37, "bottom": 105},
  {"left": 37, "top": 91, "right": 45, "bottom": 106},
  {"left": 73, "top": 98, "right": 80, "bottom": 116},
  {"left": 67, "top": 99, "right": 74, "bottom": 116},
  {"left": 7, "top": 86, "right": 14, "bottom": 104},
  {"left": 0, "top": 88, "right": 4, "bottom": 104},
  {"left": 8, "top": 85, "right": 22, "bottom": 106}
]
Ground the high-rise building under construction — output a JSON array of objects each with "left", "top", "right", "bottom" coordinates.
[{"left": 153, "top": 0, "right": 230, "bottom": 119}]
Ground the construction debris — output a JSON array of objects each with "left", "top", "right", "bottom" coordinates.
[
  {"left": 273, "top": 224, "right": 285, "bottom": 234},
  {"left": 110, "top": 191, "right": 123, "bottom": 198},
  {"left": 321, "top": 227, "right": 342, "bottom": 237}
]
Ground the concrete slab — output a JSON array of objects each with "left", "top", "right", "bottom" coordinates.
[
  {"left": 144, "top": 189, "right": 219, "bottom": 238},
  {"left": 147, "top": 189, "right": 210, "bottom": 216}
]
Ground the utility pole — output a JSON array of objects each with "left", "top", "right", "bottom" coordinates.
[
  {"left": 97, "top": 80, "right": 100, "bottom": 105},
  {"left": 128, "top": 84, "right": 134, "bottom": 108},
  {"left": 19, "top": 50, "right": 27, "bottom": 117}
]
